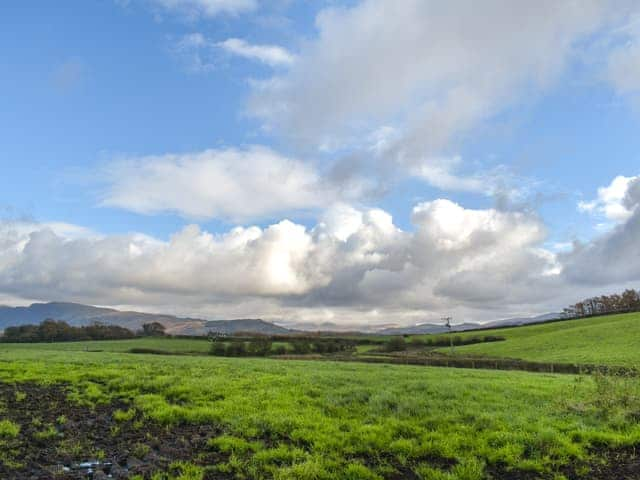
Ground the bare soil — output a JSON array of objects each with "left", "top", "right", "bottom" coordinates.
[{"left": 0, "top": 382, "right": 228, "bottom": 479}]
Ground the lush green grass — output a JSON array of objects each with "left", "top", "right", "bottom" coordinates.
[
  {"left": 1, "top": 344, "right": 640, "bottom": 479},
  {"left": 0, "top": 336, "right": 212, "bottom": 354},
  {"left": 429, "top": 312, "right": 640, "bottom": 367}
]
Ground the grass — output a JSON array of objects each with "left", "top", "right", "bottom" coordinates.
[
  {"left": 429, "top": 312, "right": 640, "bottom": 366},
  {"left": 0, "top": 336, "right": 213, "bottom": 354},
  {"left": 1, "top": 345, "right": 640, "bottom": 478},
  {"left": 0, "top": 419, "right": 20, "bottom": 439}
]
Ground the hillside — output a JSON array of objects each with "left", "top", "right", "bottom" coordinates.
[
  {"left": 435, "top": 312, "right": 640, "bottom": 367},
  {"left": 0, "top": 302, "right": 294, "bottom": 336}
]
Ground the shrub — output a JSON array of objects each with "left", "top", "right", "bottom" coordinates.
[
  {"left": 385, "top": 336, "right": 406, "bottom": 352},
  {"left": 247, "top": 339, "right": 273, "bottom": 356},
  {"left": 209, "top": 342, "right": 227, "bottom": 356},
  {"left": 226, "top": 341, "right": 247, "bottom": 356},
  {"left": 273, "top": 345, "right": 287, "bottom": 355},
  {"left": 292, "top": 341, "right": 312, "bottom": 354}
]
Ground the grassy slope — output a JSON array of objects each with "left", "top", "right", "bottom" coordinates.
[
  {"left": 431, "top": 312, "right": 640, "bottom": 366},
  {"left": 1, "top": 345, "right": 640, "bottom": 479}
]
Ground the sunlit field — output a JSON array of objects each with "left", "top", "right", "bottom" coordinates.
[
  {"left": 2, "top": 344, "right": 640, "bottom": 479},
  {"left": 433, "top": 312, "right": 640, "bottom": 367}
]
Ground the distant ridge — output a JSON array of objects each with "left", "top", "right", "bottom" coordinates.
[
  {"left": 375, "top": 313, "right": 564, "bottom": 335},
  {"left": 377, "top": 322, "right": 482, "bottom": 335},
  {"left": 0, "top": 302, "right": 294, "bottom": 336},
  {"left": 0, "top": 302, "right": 565, "bottom": 336}
]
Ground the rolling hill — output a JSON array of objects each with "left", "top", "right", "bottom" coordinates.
[
  {"left": 0, "top": 302, "right": 294, "bottom": 336},
  {"left": 435, "top": 311, "right": 640, "bottom": 367}
]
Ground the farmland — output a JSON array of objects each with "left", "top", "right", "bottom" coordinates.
[
  {"left": 431, "top": 312, "right": 640, "bottom": 367},
  {"left": 2, "top": 330, "right": 640, "bottom": 479}
]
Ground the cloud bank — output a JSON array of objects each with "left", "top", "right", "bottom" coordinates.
[{"left": 5, "top": 180, "right": 640, "bottom": 325}]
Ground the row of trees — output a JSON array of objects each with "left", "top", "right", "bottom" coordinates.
[
  {"left": 1, "top": 319, "right": 136, "bottom": 343},
  {"left": 1, "top": 319, "right": 167, "bottom": 343},
  {"left": 563, "top": 289, "right": 640, "bottom": 318},
  {"left": 209, "top": 338, "right": 353, "bottom": 357}
]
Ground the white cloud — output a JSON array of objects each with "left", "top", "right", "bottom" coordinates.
[
  {"left": 578, "top": 175, "right": 640, "bottom": 223},
  {"left": 218, "top": 38, "right": 294, "bottom": 66},
  {"left": 172, "top": 33, "right": 217, "bottom": 72},
  {"left": 247, "top": 0, "right": 634, "bottom": 194},
  {"left": 100, "top": 146, "right": 331, "bottom": 221},
  {"left": 563, "top": 175, "right": 640, "bottom": 285},
  {"left": 172, "top": 34, "right": 293, "bottom": 72},
  {"left": 8, "top": 189, "right": 640, "bottom": 325},
  {"left": 410, "top": 156, "right": 486, "bottom": 194},
  {"left": 147, "top": 0, "right": 256, "bottom": 18},
  {"left": 0, "top": 200, "right": 571, "bottom": 325}
]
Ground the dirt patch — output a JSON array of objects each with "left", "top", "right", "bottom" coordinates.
[{"left": 0, "top": 382, "right": 229, "bottom": 479}]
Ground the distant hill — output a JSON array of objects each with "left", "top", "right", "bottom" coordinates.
[
  {"left": 0, "top": 302, "right": 565, "bottom": 336},
  {"left": 0, "top": 302, "right": 294, "bottom": 336},
  {"left": 377, "top": 322, "right": 482, "bottom": 335},
  {"left": 375, "top": 313, "right": 563, "bottom": 335},
  {"left": 204, "top": 319, "right": 293, "bottom": 335}
]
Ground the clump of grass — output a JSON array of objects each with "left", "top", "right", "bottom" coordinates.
[
  {"left": 208, "top": 435, "right": 260, "bottom": 455},
  {"left": 57, "top": 439, "right": 84, "bottom": 457},
  {"left": 33, "top": 424, "right": 58, "bottom": 441},
  {"left": 14, "top": 390, "right": 26, "bottom": 402},
  {"left": 113, "top": 408, "right": 136, "bottom": 422},
  {"left": 163, "top": 461, "right": 204, "bottom": 479},
  {"left": 133, "top": 442, "right": 151, "bottom": 459},
  {"left": 0, "top": 419, "right": 20, "bottom": 439}
]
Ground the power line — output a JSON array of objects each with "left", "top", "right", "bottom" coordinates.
[{"left": 442, "top": 316, "right": 453, "bottom": 355}]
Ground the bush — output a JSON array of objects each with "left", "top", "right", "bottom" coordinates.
[
  {"left": 247, "top": 339, "right": 272, "bottom": 356},
  {"left": 209, "top": 342, "right": 227, "bottom": 356},
  {"left": 292, "top": 341, "right": 312, "bottom": 354},
  {"left": 226, "top": 341, "right": 247, "bottom": 356},
  {"left": 273, "top": 345, "right": 287, "bottom": 355},
  {"left": 385, "top": 337, "right": 406, "bottom": 352}
]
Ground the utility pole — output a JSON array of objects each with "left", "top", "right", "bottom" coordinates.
[{"left": 442, "top": 317, "right": 453, "bottom": 355}]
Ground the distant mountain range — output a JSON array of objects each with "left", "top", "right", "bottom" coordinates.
[
  {"left": 0, "top": 302, "right": 564, "bottom": 336},
  {"left": 375, "top": 312, "right": 564, "bottom": 335},
  {"left": 0, "top": 302, "right": 294, "bottom": 336}
]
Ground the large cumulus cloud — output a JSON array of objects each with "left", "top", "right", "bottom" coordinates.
[
  {"left": 563, "top": 179, "right": 640, "bottom": 285},
  {"left": 0, "top": 199, "right": 570, "bottom": 325}
]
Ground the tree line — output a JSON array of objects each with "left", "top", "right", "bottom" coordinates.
[
  {"left": 209, "top": 337, "right": 354, "bottom": 357},
  {"left": 563, "top": 288, "right": 640, "bottom": 318},
  {"left": 1, "top": 319, "right": 167, "bottom": 343}
]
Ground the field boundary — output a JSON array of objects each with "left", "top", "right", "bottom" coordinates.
[{"left": 276, "top": 353, "right": 638, "bottom": 376}]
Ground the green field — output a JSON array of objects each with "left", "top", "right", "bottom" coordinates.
[
  {"left": 1, "top": 341, "right": 640, "bottom": 479},
  {"left": 0, "top": 336, "right": 213, "bottom": 354},
  {"left": 430, "top": 312, "right": 640, "bottom": 367}
]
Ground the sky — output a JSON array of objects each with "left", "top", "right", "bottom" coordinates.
[{"left": 1, "top": 0, "right": 640, "bottom": 328}]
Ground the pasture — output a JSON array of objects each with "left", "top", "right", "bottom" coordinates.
[{"left": 1, "top": 341, "right": 640, "bottom": 479}]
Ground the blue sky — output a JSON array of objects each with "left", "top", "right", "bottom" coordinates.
[{"left": 1, "top": 1, "right": 640, "bottom": 326}]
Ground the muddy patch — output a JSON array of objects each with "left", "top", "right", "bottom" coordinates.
[{"left": 0, "top": 382, "right": 228, "bottom": 479}]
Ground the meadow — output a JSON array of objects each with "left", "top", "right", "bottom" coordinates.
[
  {"left": 2, "top": 339, "right": 640, "bottom": 479},
  {"left": 430, "top": 312, "right": 640, "bottom": 367}
]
